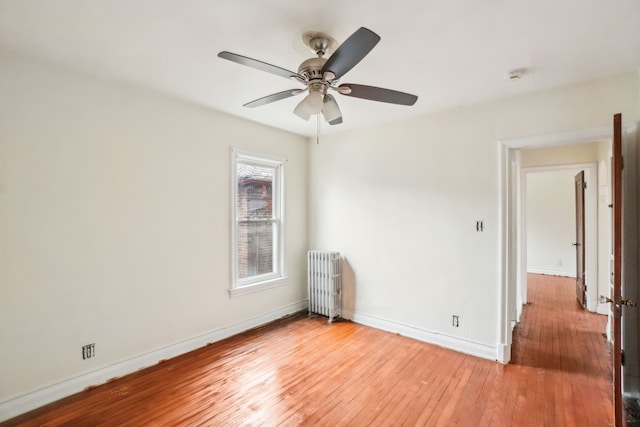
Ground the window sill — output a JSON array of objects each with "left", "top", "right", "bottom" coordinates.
[{"left": 228, "top": 277, "right": 288, "bottom": 298}]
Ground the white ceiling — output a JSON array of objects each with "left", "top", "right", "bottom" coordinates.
[{"left": 1, "top": 0, "right": 639, "bottom": 137}]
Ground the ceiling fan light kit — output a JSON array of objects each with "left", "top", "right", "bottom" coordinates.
[
  {"left": 292, "top": 101, "right": 311, "bottom": 121},
  {"left": 218, "top": 27, "right": 418, "bottom": 126},
  {"left": 294, "top": 87, "right": 323, "bottom": 119},
  {"left": 322, "top": 94, "right": 342, "bottom": 124}
]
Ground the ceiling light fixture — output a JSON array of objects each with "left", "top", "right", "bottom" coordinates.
[
  {"left": 323, "top": 94, "right": 342, "bottom": 125},
  {"left": 293, "top": 83, "right": 325, "bottom": 120}
]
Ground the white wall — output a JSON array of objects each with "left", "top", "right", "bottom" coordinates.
[
  {"left": 525, "top": 169, "right": 580, "bottom": 277},
  {"left": 0, "top": 49, "right": 309, "bottom": 412},
  {"left": 1, "top": 45, "right": 638, "bottom": 417},
  {"left": 519, "top": 143, "right": 599, "bottom": 167},
  {"left": 520, "top": 141, "right": 602, "bottom": 279},
  {"left": 309, "top": 71, "right": 639, "bottom": 359}
]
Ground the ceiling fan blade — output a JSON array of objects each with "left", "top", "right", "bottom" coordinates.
[
  {"left": 339, "top": 84, "right": 418, "bottom": 106},
  {"left": 243, "top": 89, "right": 304, "bottom": 108},
  {"left": 218, "top": 51, "right": 302, "bottom": 80},
  {"left": 321, "top": 27, "right": 380, "bottom": 79}
]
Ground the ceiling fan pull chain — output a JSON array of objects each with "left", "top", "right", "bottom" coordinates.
[{"left": 316, "top": 114, "right": 321, "bottom": 144}]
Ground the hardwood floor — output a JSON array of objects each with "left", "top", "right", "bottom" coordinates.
[{"left": 3, "top": 274, "right": 612, "bottom": 426}]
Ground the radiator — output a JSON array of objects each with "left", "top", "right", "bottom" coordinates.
[{"left": 307, "top": 250, "right": 342, "bottom": 323}]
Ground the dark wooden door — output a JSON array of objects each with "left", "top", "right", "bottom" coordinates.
[
  {"left": 611, "top": 112, "right": 623, "bottom": 427},
  {"left": 574, "top": 170, "right": 586, "bottom": 307}
]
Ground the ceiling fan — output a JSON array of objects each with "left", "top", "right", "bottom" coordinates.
[{"left": 218, "top": 27, "right": 418, "bottom": 125}]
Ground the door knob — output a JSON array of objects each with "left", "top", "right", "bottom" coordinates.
[
  {"left": 600, "top": 295, "right": 613, "bottom": 304},
  {"left": 600, "top": 295, "right": 637, "bottom": 308}
]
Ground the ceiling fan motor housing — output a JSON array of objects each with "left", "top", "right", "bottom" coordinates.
[{"left": 298, "top": 57, "right": 327, "bottom": 80}]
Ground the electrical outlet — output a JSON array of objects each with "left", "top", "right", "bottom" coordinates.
[
  {"left": 82, "top": 343, "right": 95, "bottom": 360},
  {"left": 452, "top": 315, "right": 460, "bottom": 327}
]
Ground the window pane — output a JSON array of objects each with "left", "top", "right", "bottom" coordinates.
[
  {"left": 236, "top": 222, "right": 275, "bottom": 279},
  {"left": 232, "top": 151, "right": 284, "bottom": 291},
  {"left": 237, "top": 163, "right": 273, "bottom": 220}
]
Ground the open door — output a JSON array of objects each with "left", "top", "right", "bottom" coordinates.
[
  {"left": 596, "top": 112, "right": 629, "bottom": 426},
  {"left": 574, "top": 170, "right": 586, "bottom": 307},
  {"left": 611, "top": 112, "right": 623, "bottom": 427}
]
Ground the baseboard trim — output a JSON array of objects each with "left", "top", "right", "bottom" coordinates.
[
  {"left": 0, "top": 300, "right": 308, "bottom": 422},
  {"left": 596, "top": 304, "right": 610, "bottom": 315},
  {"left": 496, "top": 343, "right": 511, "bottom": 364},
  {"left": 527, "top": 268, "right": 575, "bottom": 278},
  {"left": 342, "top": 309, "right": 497, "bottom": 362}
]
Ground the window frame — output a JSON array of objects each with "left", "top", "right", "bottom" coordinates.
[{"left": 230, "top": 149, "right": 287, "bottom": 297}]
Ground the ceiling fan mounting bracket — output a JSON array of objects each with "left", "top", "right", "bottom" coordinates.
[{"left": 302, "top": 31, "right": 338, "bottom": 57}]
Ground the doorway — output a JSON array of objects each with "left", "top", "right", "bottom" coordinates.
[
  {"left": 497, "top": 126, "right": 613, "bottom": 364},
  {"left": 499, "top": 122, "right": 640, "bottom": 425},
  {"left": 519, "top": 162, "right": 599, "bottom": 313}
]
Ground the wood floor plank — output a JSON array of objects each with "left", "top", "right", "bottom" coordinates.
[
  {"left": 2, "top": 274, "right": 612, "bottom": 426},
  {"left": 367, "top": 345, "right": 439, "bottom": 426}
]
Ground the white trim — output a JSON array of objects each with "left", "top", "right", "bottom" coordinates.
[
  {"left": 504, "top": 126, "right": 611, "bottom": 149},
  {"left": 527, "top": 267, "right": 576, "bottom": 278},
  {"left": 496, "top": 142, "right": 514, "bottom": 364},
  {"left": 0, "top": 300, "right": 307, "bottom": 422},
  {"left": 596, "top": 304, "right": 610, "bottom": 316},
  {"left": 515, "top": 151, "right": 525, "bottom": 320},
  {"left": 228, "top": 276, "right": 288, "bottom": 297},
  {"left": 342, "top": 309, "right": 497, "bottom": 362},
  {"left": 496, "top": 344, "right": 511, "bottom": 364}
]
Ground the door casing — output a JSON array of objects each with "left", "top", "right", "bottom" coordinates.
[
  {"left": 575, "top": 170, "right": 586, "bottom": 308},
  {"left": 498, "top": 126, "right": 612, "bottom": 364}
]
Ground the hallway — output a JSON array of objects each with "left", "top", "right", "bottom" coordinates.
[{"left": 507, "top": 273, "right": 612, "bottom": 425}]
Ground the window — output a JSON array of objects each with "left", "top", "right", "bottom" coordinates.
[{"left": 230, "top": 149, "right": 286, "bottom": 296}]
